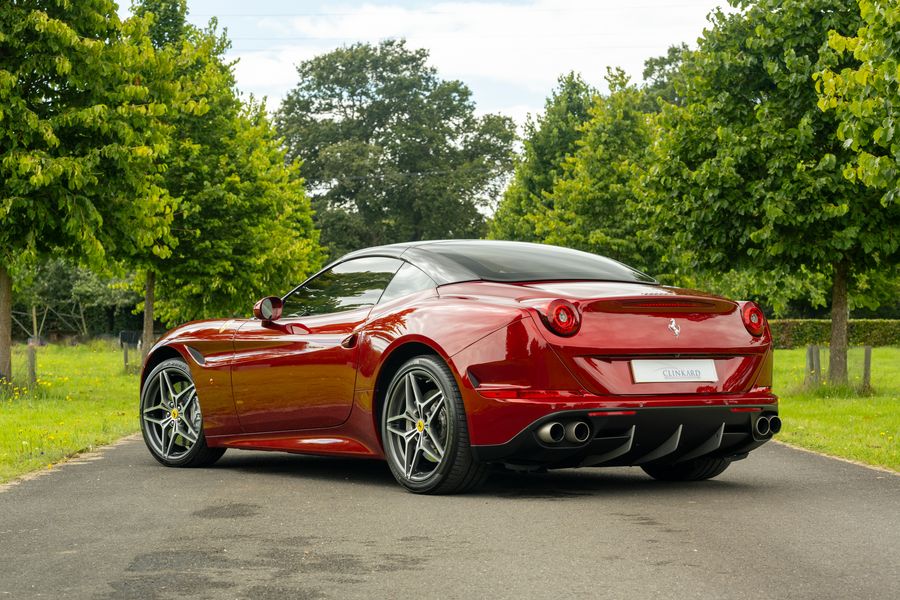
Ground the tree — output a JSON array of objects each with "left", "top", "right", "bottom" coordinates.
[
  {"left": 648, "top": 0, "right": 900, "bottom": 384},
  {"left": 531, "top": 69, "right": 658, "bottom": 273},
  {"left": 640, "top": 43, "right": 690, "bottom": 112},
  {"left": 276, "top": 40, "right": 516, "bottom": 258},
  {"left": 130, "top": 1, "right": 323, "bottom": 349},
  {"left": 817, "top": 0, "right": 900, "bottom": 204},
  {"left": 489, "top": 73, "right": 596, "bottom": 241},
  {"left": 0, "top": 1, "right": 178, "bottom": 381}
]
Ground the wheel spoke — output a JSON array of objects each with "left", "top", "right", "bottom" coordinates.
[
  {"left": 175, "top": 384, "right": 196, "bottom": 404},
  {"left": 387, "top": 413, "right": 415, "bottom": 424},
  {"left": 144, "top": 415, "right": 170, "bottom": 426},
  {"left": 408, "top": 373, "right": 424, "bottom": 409},
  {"left": 404, "top": 436, "right": 421, "bottom": 479},
  {"left": 404, "top": 375, "right": 417, "bottom": 417},
  {"left": 160, "top": 371, "right": 176, "bottom": 404},
  {"left": 179, "top": 416, "right": 199, "bottom": 442},
  {"left": 164, "top": 424, "right": 176, "bottom": 458},
  {"left": 143, "top": 403, "right": 166, "bottom": 414},
  {"left": 425, "top": 428, "right": 445, "bottom": 459},
  {"left": 386, "top": 425, "right": 407, "bottom": 438},
  {"left": 424, "top": 395, "right": 444, "bottom": 425}
]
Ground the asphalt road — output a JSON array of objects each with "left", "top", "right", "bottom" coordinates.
[{"left": 0, "top": 437, "right": 897, "bottom": 600}]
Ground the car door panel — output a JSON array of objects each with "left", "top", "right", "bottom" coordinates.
[
  {"left": 230, "top": 308, "right": 370, "bottom": 432},
  {"left": 230, "top": 256, "right": 402, "bottom": 433}
]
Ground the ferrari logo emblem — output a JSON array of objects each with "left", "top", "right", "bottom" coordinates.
[
  {"left": 668, "top": 319, "right": 680, "bottom": 337},
  {"left": 416, "top": 419, "right": 425, "bottom": 433}
]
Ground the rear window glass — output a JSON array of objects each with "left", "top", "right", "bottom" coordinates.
[{"left": 422, "top": 242, "right": 656, "bottom": 284}]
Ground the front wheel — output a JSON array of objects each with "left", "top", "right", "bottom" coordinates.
[
  {"left": 641, "top": 456, "right": 731, "bottom": 481},
  {"left": 381, "top": 355, "right": 488, "bottom": 494},
  {"left": 140, "top": 357, "right": 225, "bottom": 468}
]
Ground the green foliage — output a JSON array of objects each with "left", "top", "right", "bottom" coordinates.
[
  {"left": 151, "top": 101, "right": 324, "bottom": 324},
  {"left": 129, "top": 1, "right": 324, "bottom": 324},
  {"left": 132, "top": 0, "right": 188, "bottom": 48},
  {"left": 0, "top": 0, "right": 178, "bottom": 269},
  {"left": 534, "top": 69, "right": 658, "bottom": 273},
  {"left": 276, "top": 39, "right": 516, "bottom": 258},
  {"left": 770, "top": 319, "right": 900, "bottom": 349},
  {"left": 640, "top": 43, "right": 689, "bottom": 111},
  {"left": 489, "top": 72, "right": 596, "bottom": 242},
  {"left": 816, "top": 0, "right": 900, "bottom": 204},
  {"left": 650, "top": 0, "right": 897, "bottom": 285}
]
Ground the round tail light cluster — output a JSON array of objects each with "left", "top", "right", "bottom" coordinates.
[
  {"left": 544, "top": 299, "right": 581, "bottom": 336},
  {"left": 741, "top": 302, "right": 766, "bottom": 337}
]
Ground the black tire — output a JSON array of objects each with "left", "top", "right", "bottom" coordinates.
[
  {"left": 140, "top": 357, "right": 225, "bottom": 468},
  {"left": 381, "top": 355, "right": 488, "bottom": 494},
  {"left": 641, "top": 456, "right": 731, "bottom": 481}
]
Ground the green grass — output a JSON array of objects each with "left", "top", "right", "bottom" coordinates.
[
  {"left": 0, "top": 340, "right": 139, "bottom": 483},
  {"left": 774, "top": 346, "right": 899, "bottom": 472},
  {"left": 0, "top": 342, "right": 896, "bottom": 483}
]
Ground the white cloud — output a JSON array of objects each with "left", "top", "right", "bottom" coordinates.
[{"left": 226, "top": 0, "right": 726, "bottom": 123}]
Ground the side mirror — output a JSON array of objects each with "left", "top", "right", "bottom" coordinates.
[{"left": 253, "top": 296, "right": 283, "bottom": 321}]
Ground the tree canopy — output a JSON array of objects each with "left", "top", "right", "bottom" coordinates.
[
  {"left": 276, "top": 39, "right": 516, "bottom": 258},
  {"left": 817, "top": 0, "right": 900, "bottom": 204},
  {"left": 0, "top": 0, "right": 179, "bottom": 379},
  {"left": 647, "top": 0, "right": 899, "bottom": 382},
  {"left": 533, "top": 69, "right": 657, "bottom": 273},
  {"left": 128, "top": 0, "right": 323, "bottom": 336}
]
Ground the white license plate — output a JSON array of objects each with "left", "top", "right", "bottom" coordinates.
[{"left": 631, "top": 359, "right": 718, "bottom": 383}]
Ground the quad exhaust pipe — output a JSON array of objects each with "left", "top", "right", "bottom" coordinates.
[
  {"left": 565, "top": 421, "right": 591, "bottom": 444},
  {"left": 754, "top": 415, "right": 782, "bottom": 437},
  {"left": 537, "top": 422, "right": 565, "bottom": 444},
  {"left": 537, "top": 421, "right": 591, "bottom": 445}
]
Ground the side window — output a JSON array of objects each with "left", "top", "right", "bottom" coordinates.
[
  {"left": 282, "top": 257, "right": 402, "bottom": 317},
  {"left": 378, "top": 263, "right": 436, "bottom": 304}
]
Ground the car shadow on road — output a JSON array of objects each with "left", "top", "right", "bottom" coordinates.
[{"left": 213, "top": 451, "right": 753, "bottom": 498}]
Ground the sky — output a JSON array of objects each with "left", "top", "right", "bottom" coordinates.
[{"left": 125, "top": 0, "right": 730, "bottom": 126}]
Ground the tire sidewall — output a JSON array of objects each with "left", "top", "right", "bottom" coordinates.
[
  {"left": 381, "top": 356, "right": 463, "bottom": 493},
  {"left": 140, "top": 357, "right": 207, "bottom": 467}
]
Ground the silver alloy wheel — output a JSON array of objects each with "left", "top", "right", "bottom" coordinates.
[
  {"left": 141, "top": 367, "right": 202, "bottom": 461},
  {"left": 384, "top": 368, "right": 449, "bottom": 482}
]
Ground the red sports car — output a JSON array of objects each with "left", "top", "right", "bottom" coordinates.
[{"left": 139, "top": 240, "right": 779, "bottom": 494}]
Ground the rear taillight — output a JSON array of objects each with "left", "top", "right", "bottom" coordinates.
[
  {"left": 741, "top": 302, "right": 766, "bottom": 337},
  {"left": 543, "top": 299, "right": 581, "bottom": 337}
]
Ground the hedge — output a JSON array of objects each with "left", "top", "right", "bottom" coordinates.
[{"left": 769, "top": 319, "right": 900, "bottom": 349}]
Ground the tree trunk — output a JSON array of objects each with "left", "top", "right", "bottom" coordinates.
[
  {"left": 0, "top": 263, "right": 11, "bottom": 382},
  {"left": 829, "top": 260, "right": 850, "bottom": 385},
  {"left": 141, "top": 270, "right": 156, "bottom": 363}
]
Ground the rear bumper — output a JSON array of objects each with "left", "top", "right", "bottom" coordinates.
[{"left": 470, "top": 403, "right": 778, "bottom": 468}]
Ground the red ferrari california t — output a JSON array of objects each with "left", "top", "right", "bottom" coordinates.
[{"left": 139, "top": 240, "right": 779, "bottom": 494}]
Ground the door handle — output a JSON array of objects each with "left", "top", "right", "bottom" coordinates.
[{"left": 341, "top": 333, "right": 358, "bottom": 349}]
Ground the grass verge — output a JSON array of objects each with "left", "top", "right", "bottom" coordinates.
[
  {"left": 774, "top": 346, "right": 899, "bottom": 472},
  {"left": 0, "top": 340, "right": 139, "bottom": 484}
]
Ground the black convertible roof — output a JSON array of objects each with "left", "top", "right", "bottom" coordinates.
[{"left": 337, "top": 240, "right": 657, "bottom": 286}]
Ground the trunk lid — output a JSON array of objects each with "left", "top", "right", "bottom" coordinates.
[{"left": 491, "top": 281, "right": 770, "bottom": 396}]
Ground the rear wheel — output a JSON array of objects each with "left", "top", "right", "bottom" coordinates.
[
  {"left": 140, "top": 357, "right": 225, "bottom": 468},
  {"left": 641, "top": 457, "right": 730, "bottom": 481},
  {"left": 381, "top": 355, "right": 488, "bottom": 494}
]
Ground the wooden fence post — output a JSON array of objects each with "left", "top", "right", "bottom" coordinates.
[
  {"left": 124, "top": 344, "right": 129, "bottom": 373},
  {"left": 27, "top": 305, "right": 38, "bottom": 388},
  {"left": 812, "top": 344, "right": 821, "bottom": 385},
  {"left": 862, "top": 345, "right": 872, "bottom": 392},
  {"left": 805, "top": 345, "right": 815, "bottom": 386}
]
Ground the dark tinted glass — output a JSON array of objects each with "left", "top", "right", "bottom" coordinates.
[
  {"left": 283, "top": 257, "right": 402, "bottom": 317},
  {"left": 379, "top": 263, "right": 436, "bottom": 304},
  {"left": 423, "top": 242, "right": 656, "bottom": 283}
]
